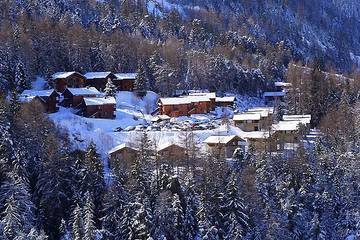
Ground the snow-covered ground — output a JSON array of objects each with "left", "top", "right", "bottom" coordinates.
[{"left": 49, "top": 90, "right": 263, "bottom": 158}]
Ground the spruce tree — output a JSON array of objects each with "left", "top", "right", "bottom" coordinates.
[
  {"left": 83, "top": 192, "right": 96, "bottom": 240},
  {"left": 101, "top": 177, "right": 129, "bottom": 239},
  {"left": 130, "top": 201, "right": 152, "bottom": 239},
  {"left": 172, "top": 193, "right": 185, "bottom": 239},
  {"left": 104, "top": 78, "right": 117, "bottom": 98},
  {"left": 222, "top": 172, "right": 249, "bottom": 239},
  {"left": 83, "top": 141, "right": 105, "bottom": 203},
  {"left": 15, "top": 60, "right": 29, "bottom": 93},
  {"left": 0, "top": 174, "right": 35, "bottom": 239},
  {"left": 135, "top": 62, "right": 148, "bottom": 93},
  {"left": 71, "top": 204, "right": 83, "bottom": 240},
  {"left": 183, "top": 180, "right": 198, "bottom": 240}
]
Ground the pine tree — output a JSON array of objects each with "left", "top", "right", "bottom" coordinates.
[
  {"left": 101, "top": 177, "right": 129, "bottom": 239},
  {"left": 119, "top": 203, "right": 134, "bottom": 239},
  {"left": 135, "top": 62, "right": 148, "bottom": 93},
  {"left": 83, "top": 192, "right": 96, "bottom": 240},
  {"left": 104, "top": 78, "right": 117, "bottom": 98},
  {"left": 0, "top": 174, "right": 35, "bottom": 239},
  {"left": 71, "top": 204, "right": 83, "bottom": 240},
  {"left": 15, "top": 60, "right": 29, "bottom": 93},
  {"left": 171, "top": 193, "right": 184, "bottom": 239},
  {"left": 130, "top": 200, "right": 152, "bottom": 239},
  {"left": 183, "top": 180, "right": 198, "bottom": 240},
  {"left": 197, "top": 193, "right": 219, "bottom": 240},
  {"left": 83, "top": 141, "right": 105, "bottom": 202},
  {"left": 59, "top": 219, "right": 71, "bottom": 240},
  {"left": 222, "top": 172, "right": 249, "bottom": 239}
]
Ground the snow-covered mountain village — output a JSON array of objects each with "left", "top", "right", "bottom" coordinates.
[
  {"left": 1, "top": 1, "right": 360, "bottom": 239},
  {"left": 20, "top": 70, "right": 317, "bottom": 168}
]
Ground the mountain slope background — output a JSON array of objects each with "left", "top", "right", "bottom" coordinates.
[{"left": 1, "top": 0, "right": 360, "bottom": 94}]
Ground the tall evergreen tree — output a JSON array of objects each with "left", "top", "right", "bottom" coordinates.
[
  {"left": 135, "top": 62, "right": 148, "bottom": 93},
  {"left": 14, "top": 60, "right": 29, "bottom": 93},
  {"left": 104, "top": 78, "right": 117, "bottom": 98},
  {"left": 222, "top": 172, "right": 249, "bottom": 239},
  {"left": 83, "top": 192, "right": 96, "bottom": 240},
  {"left": 0, "top": 174, "right": 35, "bottom": 239},
  {"left": 71, "top": 204, "right": 83, "bottom": 240}
]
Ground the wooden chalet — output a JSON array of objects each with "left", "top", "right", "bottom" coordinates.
[
  {"left": 157, "top": 143, "right": 187, "bottom": 164},
  {"left": 246, "top": 107, "right": 274, "bottom": 130},
  {"left": 189, "top": 92, "right": 216, "bottom": 110},
  {"left": 114, "top": 73, "right": 137, "bottom": 91},
  {"left": 158, "top": 97, "right": 191, "bottom": 117},
  {"left": 271, "top": 120, "right": 304, "bottom": 151},
  {"left": 203, "top": 135, "right": 246, "bottom": 158},
  {"left": 20, "top": 89, "right": 59, "bottom": 113},
  {"left": 108, "top": 143, "right": 138, "bottom": 169},
  {"left": 215, "top": 96, "right": 236, "bottom": 108},
  {"left": 233, "top": 113, "right": 262, "bottom": 131},
  {"left": 263, "top": 91, "right": 285, "bottom": 105},
  {"left": 186, "top": 95, "right": 212, "bottom": 114},
  {"left": 81, "top": 97, "right": 116, "bottom": 119},
  {"left": 242, "top": 131, "right": 275, "bottom": 152},
  {"left": 52, "top": 72, "right": 86, "bottom": 92},
  {"left": 84, "top": 72, "right": 117, "bottom": 91},
  {"left": 158, "top": 95, "right": 212, "bottom": 117},
  {"left": 61, "top": 87, "right": 101, "bottom": 108}
]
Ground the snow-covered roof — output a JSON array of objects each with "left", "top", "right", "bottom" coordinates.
[
  {"left": 203, "top": 135, "right": 240, "bottom": 144},
  {"left": 175, "top": 89, "right": 210, "bottom": 96},
  {"left": 247, "top": 107, "right": 274, "bottom": 114},
  {"left": 66, "top": 87, "right": 101, "bottom": 96},
  {"left": 263, "top": 92, "right": 286, "bottom": 97},
  {"left": 272, "top": 121, "right": 302, "bottom": 131},
  {"left": 233, "top": 113, "right": 261, "bottom": 121},
  {"left": 246, "top": 109, "right": 272, "bottom": 118},
  {"left": 159, "top": 97, "right": 191, "bottom": 105},
  {"left": 184, "top": 95, "right": 211, "bottom": 103},
  {"left": 108, "top": 143, "right": 138, "bottom": 154},
  {"left": 21, "top": 89, "right": 56, "bottom": 97},
  {"left": 189, "top": 92, "right": 216, "bottom": 99},
  {"left": 84, "top": 72, "right": 113, "bottom": 79},
  {"left": 242, "top": 131, "right": 270, "bottom": 139},
  {"left": 215, "top": 96, "right": 236, "bottom": 102},
  {"left": 283, "top": 115, "right": 311, "bottom": 125},
  {"left": 274, "top": 82, "right": 292, "bottom": 87},
  {"left": 83, "top": 97, "right": 116, "bottom": 106},
  {"left": 114, "top": 73, "right": 137, "bottom": 80},
  {"left": 158, "top": 143, "right": 184, "bottom": 152},
  {"left": 52, "top": 71, "right": 79, "bottom": 79},
  {"left": 283, "top": 115, "right": 311, "bottom": 120}
]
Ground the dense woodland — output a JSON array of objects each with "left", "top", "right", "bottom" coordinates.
[
  {"left": 1, "top": 0, "right": 360, "bottom": 239},
  {"left": 1, "top": 83, "right": 360, "bottom": 239}
]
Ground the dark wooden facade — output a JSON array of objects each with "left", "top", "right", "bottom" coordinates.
[
  {"left": 20, "top": 90, "right": 59, "bottom": 113},
  {"left": 158, "top": 144, "right": 187, "bottom": 160},
  {"left": 41, "top": 91, "right": 60, "bottom": 113},
  {"left": 85, "top": 73, "right": 117, "bottom": 91},
  {"left": 114, "top": 79, "right": 135, "bottom": 91},
  {"left": 52, "top": 72, "right": 86, "bottom": 92},
  {"left": 189, "top": 101, "right": 212, "bottom": 114},
  {"left": 204, "top": 135, "right": 246, "bottom": 158},
  {"left": 61, "top": 89, "right": 99, "bottom": 108},
  {"left": 159, "top": 102, "right": 191, "bottom": 117},
  {"left": 158, "top": 97, "right": 212, "bottom": 117},
  {"left": 109, "top": 144, "right": 138, "bottom": 170},
  {"left": 82, "top": 100, "right": 116, "bottom": 119}
]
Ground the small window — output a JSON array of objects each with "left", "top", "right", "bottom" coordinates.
[{"left": 254, "top": 126, "right": 259, "bottom": 131}]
